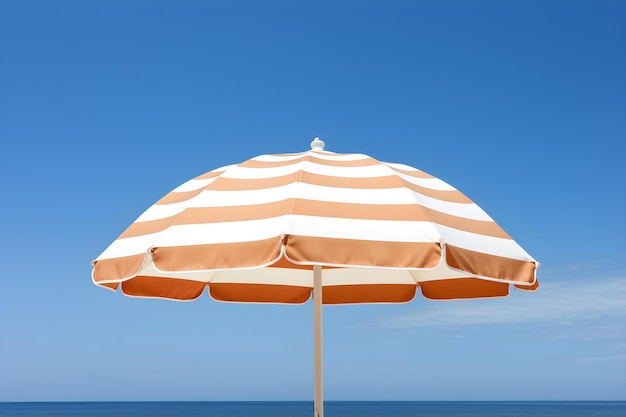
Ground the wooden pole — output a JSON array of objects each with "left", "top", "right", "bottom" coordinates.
[{"left": 313, "top": 265, "right": 324, "bottom": 417}]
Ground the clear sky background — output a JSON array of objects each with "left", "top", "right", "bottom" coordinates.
[{"left": 1, "top": 0, "right": 625, "bottom": 402}]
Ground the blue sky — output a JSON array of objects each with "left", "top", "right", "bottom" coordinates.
[{"left": 1, "top": 0, "right": 625, "bottom": 402}]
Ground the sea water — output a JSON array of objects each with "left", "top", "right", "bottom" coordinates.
[{"left": 0, "top": 401, "right": 624, "bottom": 417}]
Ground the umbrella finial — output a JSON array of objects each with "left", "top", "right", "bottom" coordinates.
[{"left": 310, "top": 137, "right": 325, "bottom": 152}]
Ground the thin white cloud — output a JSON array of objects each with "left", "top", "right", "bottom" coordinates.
[
  {"left": 380, "top": 264, "right": 626, "bottom": 328},
  {"left": 572, "top": 353, "right": 626, "bottom": 363},
  {"left": 546, "top": 321, "right": 626, "bottom": 342}
]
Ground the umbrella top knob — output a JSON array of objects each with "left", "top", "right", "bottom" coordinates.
[{"left": 310, "top": 137, "right": 325, "bottom": 151}]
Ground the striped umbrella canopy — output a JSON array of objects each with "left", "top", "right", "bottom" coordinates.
[{"left": 92, "top": 138, "right": 538, "bottom": 417}]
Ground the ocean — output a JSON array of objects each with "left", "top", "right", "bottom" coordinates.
[{"left": 0, "top": 401, "right": 624, "bottom": 417}]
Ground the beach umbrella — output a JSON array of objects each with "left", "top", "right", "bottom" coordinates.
[{"left": 92, "top": 137, "right": 538, "bottom": 417}]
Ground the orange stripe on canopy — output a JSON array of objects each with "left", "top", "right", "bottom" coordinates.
[
  {"left": 210, "top": 283, "right": 311, "bottom": 304},
  {"left": 121, "top": 276, "right": 207, "bottom": 300},
  {"left": 445, "top": 245, "right": 537, "bottom": 284},
  {"left": 285, "top": 236, "right": 442, "bottom": 269},
  {"left": 386, "top": 166, "right": 434, "bottom": 178},
  {"left": 152, "top": 238, "right": 283, "bottom": 271},
  {"left": 323, "top": 284, "right": 417, "bottom": 304},
  {"left": 239, "top": 154, "right": 379, "bottom": 168},
  {"left": 92, "top": 254, "right": 146, "bottom": 283},
  {"left": 156, "top": 188, "right": 205, "bottom": 205},
  {"left": 419, "top": 278, "right": 510, "bottom": 300},
  {"left": 401, "top": 180, "right": 473, "bottom": 203}
]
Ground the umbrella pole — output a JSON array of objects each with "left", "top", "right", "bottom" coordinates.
[{"left": 313, "top": 265, "right": 324, "bottom": 417}]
